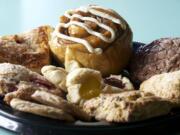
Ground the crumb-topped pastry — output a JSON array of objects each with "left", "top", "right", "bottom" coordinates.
[
  {"left": 0, "top": 26, "right": 53, "bottom": 72},
  {"left": 50, "top": 5, "right": 133, "bottom": 76}
]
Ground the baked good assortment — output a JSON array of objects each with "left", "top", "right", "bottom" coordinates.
[
  {"left": 0, "top": 5, "right": 180, "bottom": 124},
  {"left": 1, "top": 63, "right": 90, "bottom": 121},
  {"left": 0, "top": 25, "right": 53, "bottom": 72},
  {"left": 129, "top": 38, "right": 180, "bottom": 84},
  {"left": 50, "top": 5, "right": 133, "bottom": 76}
]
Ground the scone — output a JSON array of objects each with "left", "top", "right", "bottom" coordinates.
[
  {"left": 140, "top": 70, "right": 180, "bottom": 102},
  {"left": 50, "top": 5, "right": 133, "bottom": 76},
  {"left": 129, "top": 38, "right": 180, "bottom": 83},
  {"left": 83, "top": 91, "right": 172, "bottom": 122},
  {"left": 0, "top": 26, "right": 53, "bottom": 72},
  {"left": 0, "top": 63, "right": 63, "bottom": 99}
]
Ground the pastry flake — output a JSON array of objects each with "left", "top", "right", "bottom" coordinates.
[{"left": 41, "top": 65, "right": 67, "bottom": 92}]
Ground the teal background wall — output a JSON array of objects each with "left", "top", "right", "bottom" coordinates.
[{"left": 0, "top": 0, "right": 180, "bottom": 43}]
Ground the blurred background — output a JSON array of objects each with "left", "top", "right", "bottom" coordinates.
[{"left": 0, "top": 0, "right": 180, "bottom": 43}]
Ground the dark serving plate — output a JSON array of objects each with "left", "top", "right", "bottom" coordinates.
[{"left": 1, "top": 42, "right": 180, "bottom": 135}]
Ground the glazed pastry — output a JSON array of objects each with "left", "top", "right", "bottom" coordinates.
[
  {"left": 83, "top": 91, "right": 172, "bottom": 123},
  {"left": 66, "top": 68, "right": 102, "bottom": 104},
  {"left": 140, "top": 70, "right": 180, "bottom": 102},
  {"left": 129, "top": 38, "right": 180, "bottom": 83},
  {"left": 0, "top": 26, "right": 53, "bottom": 72},
  {"left": 41, "top": 65, "right": 68, "bottom": 92},
  {"left": 10, "top": 98, "right": 74, "bottom": 122},
  {"left": 31, "top": 90, "right": 91, "bottom": 121},
  {"left": 0, "top": 63, "right": 63, "bottom": 97},
  {"left": 50, "top": 5, "right": 133, "bottom": 76}
]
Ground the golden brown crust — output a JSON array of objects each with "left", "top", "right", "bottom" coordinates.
[
  {"left": 0, "top": 26, "right": 53, "bottom": 72},
  {"left": 50, "top": 9, "right": 132, "bottom": 76}
]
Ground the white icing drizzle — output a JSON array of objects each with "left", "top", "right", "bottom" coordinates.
[{"left": 53, "top": 5, "right": 123, "bottom": 53}]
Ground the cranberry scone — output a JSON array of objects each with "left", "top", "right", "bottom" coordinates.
[
  {"left": 0, "top": 63, "right": 63, "bottom": 100},
  {"left": 0, "top": 26, "right": 53, "bottom": 72}
]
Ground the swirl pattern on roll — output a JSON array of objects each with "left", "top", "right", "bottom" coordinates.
[{"left": 52, "top": 5, "right": 126, "bottom": 53}]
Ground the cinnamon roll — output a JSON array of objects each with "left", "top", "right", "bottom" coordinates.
[{"left": 50, "top": 5, "right": 133, "bottom": 76}]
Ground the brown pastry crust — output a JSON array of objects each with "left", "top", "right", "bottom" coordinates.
[
  {"left": 50, "top": 7, "right": 133, "bottom": 76},
  {"left": 0, "top": 26, "right": 53, "bottom": 72},
  {"left": 129, "top": 38, "right": 180, "bottom": 83}
]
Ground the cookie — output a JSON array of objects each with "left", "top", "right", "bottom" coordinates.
[
  {"left": 10, "top": 98, "right": 74, "bottom": 122},
  {"left": 31, "top": 90, "right": 91, "bottom": 121}
]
